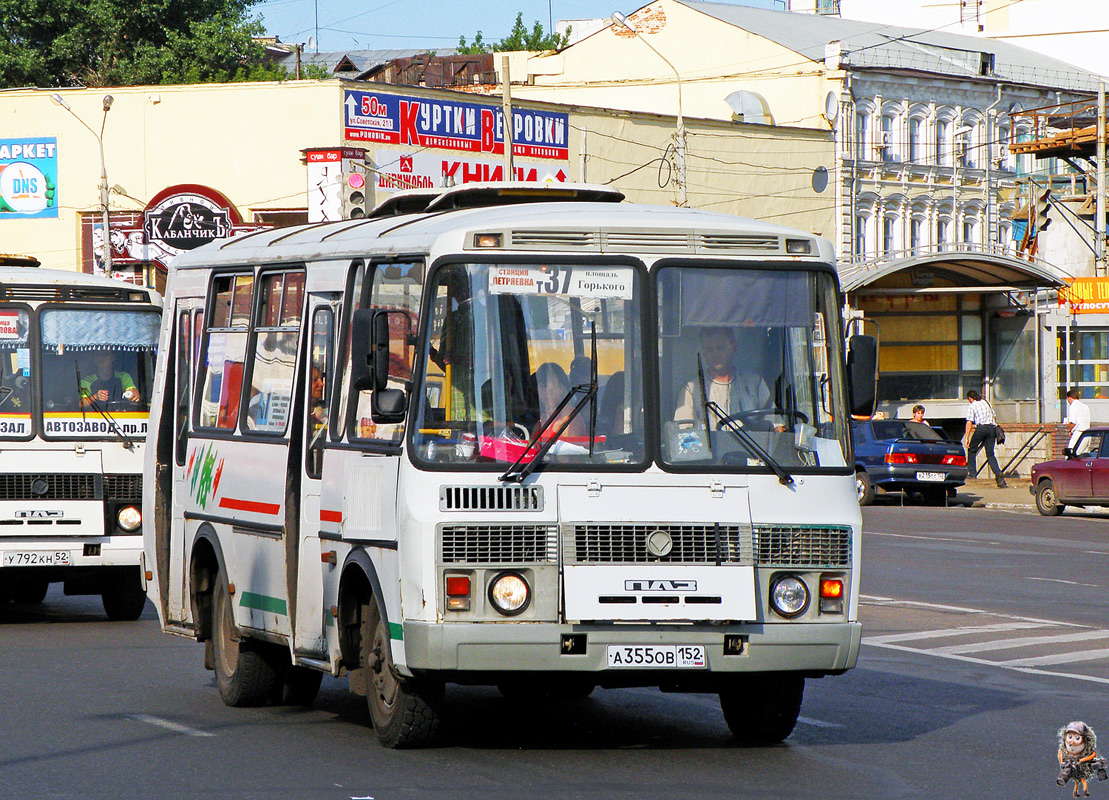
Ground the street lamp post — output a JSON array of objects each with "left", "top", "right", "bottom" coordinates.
[
  {"left": 51, "top": 93, "right": 115, "bottom": 274},
  {"left": 611, "top": 11, "right": 687, "bottom": 207}
]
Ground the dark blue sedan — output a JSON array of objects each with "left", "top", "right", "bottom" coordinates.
[{"left": 851, "top": 419, "right": 968, "bottom": 506}]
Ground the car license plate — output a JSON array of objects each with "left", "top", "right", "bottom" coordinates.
[
  {"left": 3, "top": 551, "right": 71, "bottom": 567},
  {"left": 606, "top": 645, "right": 707, "bottom": 668},
  {"left": 916, "top": 471, "right": 944, "bottom": 482}
]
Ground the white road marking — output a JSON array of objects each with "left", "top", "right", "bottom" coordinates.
[
  {"left": 1025, "top": 576, "right": 1101, "bottom": 588},
  {"left": 1000, "top": 648, "right": 1109, "bottom": 667},
  {"left": 861, "top": 596, "right": 1109, "bottom": 685},
  {"left": 797, "top": 716, "right": 843, "bottom": 728},
  {"left": 932, "top": 629, "right": 1109, "bottom": 655},
  {"left": 866, "top": 621, "right": 1050, "bottom": 646},
  {"left": 128, "top": 714, "right": 215, "bottom": 737}
]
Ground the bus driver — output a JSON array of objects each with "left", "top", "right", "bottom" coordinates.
[
  {"left": 674, "top": 326, "right": 771, "bottom": 425},
  {"left": 80, "top": 350, "right": 140, "bottom": 408}
]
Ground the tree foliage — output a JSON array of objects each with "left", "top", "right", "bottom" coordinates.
[
  {"left": 458, "top": 13, "right": 569, "bottom": 54},
  {"left": 0, "top": 0, "right": 290, "bottom": 88}
]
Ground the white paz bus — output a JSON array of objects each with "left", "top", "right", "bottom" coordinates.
[
  {"left": 143, "top": 184, "right": 877, "bottom": 747},
  {"left": 0, "top": 257, "right": 160, "bottom": 619}
]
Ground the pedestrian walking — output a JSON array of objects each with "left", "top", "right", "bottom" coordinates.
[
  {"left": 963, "top": 389, "right": 1007, "bottom": 487},
  {"left": 1065, "top": 388, "right": 1092, "bottom": 450}
]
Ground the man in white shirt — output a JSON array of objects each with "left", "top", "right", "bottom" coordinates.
[
  {"left": 1066, "top": 388, "right": 1092, "bottom": 449},
  {"left": 675, "top": 327, "right": 771, "bottom": 425}
]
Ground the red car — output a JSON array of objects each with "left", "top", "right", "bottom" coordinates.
[{"left": 1029, "top": 427, "right": 1109, "bottom": 516}]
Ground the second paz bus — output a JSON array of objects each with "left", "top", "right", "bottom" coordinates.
[{"left": 143, "top": 184, "right": 876, "bottom": 747}]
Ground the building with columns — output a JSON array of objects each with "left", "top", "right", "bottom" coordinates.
[{"left": 512, "top": 0, "right": 1104, "bottom": 430}]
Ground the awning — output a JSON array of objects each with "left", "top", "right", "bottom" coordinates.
[{"left": 840, "top": 250, "right": 1069, "bottom": 293}]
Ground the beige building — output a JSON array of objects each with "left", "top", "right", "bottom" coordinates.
[{"left": 1, "top": 78, "right": 833, "bottom": 291}]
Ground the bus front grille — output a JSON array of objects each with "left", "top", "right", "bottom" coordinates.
[
  {"left": 0, "top": 474, "right": 97, "bottom": 500},
  {"left": 104, "top": 474, "right": 143, "bottom": 499},
  {"left": 439, "top": 524, "right": 559, "bottom": 564},
  {"left": 564, "top": 524, "right": 751, "bottom": 564},
  {"left": 753, "top": 525, "right": 852, "bottom": 568},
  {"left": 439, "top": 485, "right": 543, "bottom": 512}
]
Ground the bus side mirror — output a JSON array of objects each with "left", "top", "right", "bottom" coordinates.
[
  {"left": 847, "top": 334, "right": 878, "bottom": 418},
  {"left": 350, "top": 309, "right": 375, "bottom": 393}
]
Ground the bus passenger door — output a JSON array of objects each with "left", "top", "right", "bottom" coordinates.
[
  {"left": 294, "top": 296, "right": 339, "bottom": 655},
  {"left": 167, "top": 308, "right": 198, "bottom": 623}
]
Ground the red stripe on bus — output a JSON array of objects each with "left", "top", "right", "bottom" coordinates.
[
  {"left": 320, "top": 509, "right": 343, "bottom": 523},
  {"left": 218, "top": 497, "right": 281, "bottom": 515}
]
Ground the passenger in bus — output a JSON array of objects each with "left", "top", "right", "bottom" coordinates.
[
  {"left": 79, "top": 350, "right": 139, "bottom": 408},
  {"left": 674, "top": 327, "right": 771, "bottom": 425},
  {"left": 535, "top": 362, "right": 588, "bottom": 439}
]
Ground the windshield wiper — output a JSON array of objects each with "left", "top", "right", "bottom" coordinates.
[
  {"left": 696, "top": 357, "right": 792, "bottom": 485},
  {"left": 76, "top": 366, "right": 135, "bottom": 451},
  {"left": 499, "top": 325, "right": 599, "bottom": 483}
]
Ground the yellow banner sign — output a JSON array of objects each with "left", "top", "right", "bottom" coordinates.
[{"left": 1059, "top": 277, "right": 1109, "bottom": 313}]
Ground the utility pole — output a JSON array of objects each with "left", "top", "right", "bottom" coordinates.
[
  {"left": 502, "top": 55, "right": 515, "bottom": 180},
  {"left": 1097, "top": 82, "right": 1105, "bottom": 275}
]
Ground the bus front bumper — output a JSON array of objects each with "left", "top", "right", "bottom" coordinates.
[{"left": 401, "top": 620, "right": 861, "bottom": 678}]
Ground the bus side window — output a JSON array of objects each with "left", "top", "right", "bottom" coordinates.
[
  {"left": 244, "top": 270, "right": 304, "bottom": 433},
  {"left": 174, "top": 309, "right": 191, "bottom": 466},
  {"left": 348, "top": 262, "right": 422, "bottom": 445},
  {"left": 197, "top": 274, "right": 253, "bottom": 430},
  {"left": 306, "top": 307, "right": 333, "bottom": 477}
]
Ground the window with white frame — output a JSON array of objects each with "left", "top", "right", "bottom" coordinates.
[
  {"left": 935, "top": 117, "right": 951, "bottom": 166},
  {"left": 880, "top": 113, "right": 897, "bottom": 162},
  {"left": 908, "top": 117, "right": 923, "bottom": 163},
  {"left": 855, "top": 111, "right": 870, "bottom": 161}
]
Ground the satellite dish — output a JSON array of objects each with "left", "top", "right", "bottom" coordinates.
[
  {"left": 306, "top": 36, "right": 316, "bottom": 53},
  {"left": 824, "top": 91, "right": 839, "bottom": 124},
  {"left": 724, "top": 90, "right": 773, "bottom": 125}
]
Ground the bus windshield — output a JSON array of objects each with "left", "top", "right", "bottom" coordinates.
[
  {"left": 411, "top": 262, "right": 646, "bottom": 467},
  {"left": 657, "top": 266, "right": 850, "bottom": 470},
  {"left": 38, "top": 307, "right": 160, "bottom": 438}
]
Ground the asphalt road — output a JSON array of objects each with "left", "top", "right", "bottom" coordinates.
[{"left": 1, "top": 506, "right": 1106, "bottom": 800}]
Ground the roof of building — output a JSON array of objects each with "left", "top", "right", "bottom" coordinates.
[
  {"left": 679, "top": 0, "right": 1104, "bottom": 92},
  {"left": 272, "top": 48, "right": 458, "bottom": 79}
]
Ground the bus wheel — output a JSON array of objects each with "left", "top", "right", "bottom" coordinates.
[
  {"left": 102, "top": 571, "right": 147, "bottom": 620},
  {"left": 212, "top": 575, "right": 277, "bottom": 706},
  {"left": 11, "top": 578, "right": 49, "bottom": 604},
  {"left": 719, "top": 673, "right": 805, "bottom": 745},
  {"left": 273, "top": 666, "right": 323, "bottom": 706},
  {"left": 361, "top": 598, "right": 442, "bottom": 748}
]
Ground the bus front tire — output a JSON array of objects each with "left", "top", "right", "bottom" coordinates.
[
  {"left": 11, "top": 578, "right": 49, "bottom": 604},
  {"left": 719, "top": 673, "right": 805, "bottom": 745},
  {"left": 102, "top": 572, "right": 147, "bottom": 620},
  {"left": 212, "top": 575, "right": 277, "bottom": 706},
  {"left": 361, "top": 598, "right": 442, "bottom": 748}
]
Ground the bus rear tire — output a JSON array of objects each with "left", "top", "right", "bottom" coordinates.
[
  {"left": 361, "top": 598, "right": 442, "bottom": 748},
  {"left": 102, "top": 572, "right": 147, "bottom": 620},
  {"left": 212, "top": 575, "right": 277, "bottom": 706},
  {"left": 719, "top": 673, "right": 805, "bottom": 745}
]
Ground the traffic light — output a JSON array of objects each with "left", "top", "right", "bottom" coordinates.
[
  {"left": 343, "top": 163, "right": 368, "bottom": 219},
  {"left": 1034, "top": 187, "right": 1052, "bottom": 233}
]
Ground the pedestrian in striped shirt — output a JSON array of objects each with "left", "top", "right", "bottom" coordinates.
[{"left": 962, "top": 390, "right": 1007, "bottom": 487}]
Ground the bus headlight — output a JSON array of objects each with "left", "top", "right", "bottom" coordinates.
[
  {"left": 488, "top": 572, "right": 530, "bottom": 616},
  {"left": 117, "top": 506, "right": 142, "bottom": 532},
  {"left": 769, "top": 574, "right": 809, "bottom": 618}
]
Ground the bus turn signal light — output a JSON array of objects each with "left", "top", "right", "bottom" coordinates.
[
  {"left": 446, "top": 575, "right": 472, "bottom": 611},
  {"left": 819, "top": 577, "right": 844, "bottom": 614}
]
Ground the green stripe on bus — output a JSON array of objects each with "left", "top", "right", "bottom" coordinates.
[
  {"left": 238, "top": 591, "right": 288, "bottom": 616},
  {"left": 389, "top": 622, "right": 403, "bottom": 641}
]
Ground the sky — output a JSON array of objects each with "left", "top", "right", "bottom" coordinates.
[{"left": 254, "top": 0, "right": 782, "bottom": 53}]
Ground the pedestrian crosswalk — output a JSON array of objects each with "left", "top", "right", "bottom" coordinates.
[{"left": 861, "top": 595, "right": 1109, "bottom": 685}]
